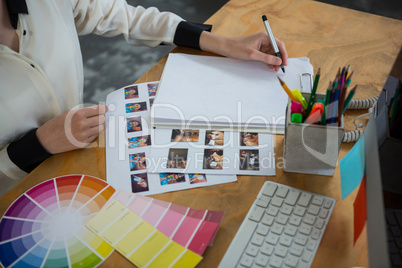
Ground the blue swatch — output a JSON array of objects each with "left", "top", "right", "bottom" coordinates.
[{"left": 340, "top": 135, "right": 366, "bottom": 199}]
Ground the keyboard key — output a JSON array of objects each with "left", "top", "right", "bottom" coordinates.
[
  {"left": 298, "top": 192, "right": 312, "bottom": 207},
  {"left": 266, "top": 233, "right": 279, "bottom": 245},
  {"left": 269, "top": 256, "right": 283, "bottom": 267},
  {"left": 302, "top": 249, "right": 313, "bottom": 262},
  {"left": 311, "top": 228, "right": 321, "bottom": 240},
  {"left": 276, "top": 186, "right": 289, "bottom": 198},
  {"left": 319, "top": 208, "right": 329, "bottom": 219},
  {"left": 285, "top": 255, "right": 299, "bottom": 267},
  {"left": 240, "top": 254, "right": 254, "bottom": 267},
  {"left": 251, "top": 233, "right": 264, "bottom": 246},
  {"left": 304, "top": 214, "right": 316, "bottom": 225},
  {"left": 295, "top": 234, "right": 308, "bottom": 246},
  {"left": 271, "top": 196, "right": 284, "bottom": 207},
  {"left": 323, "top": 199, "right": 333, "bottom": 209},
  {"left": 284, "top": 225, "right": 298, "bottom": 236},
  {"left": 274, "top": 245, "right": 288, "bottom": 257},
  {"left": 289, "top": 215, "right": 302, "bottom": 226},
  {"left": 315, "top": 218, "right": 325, "bottom": 229},
  {"left": 276, "top": 213, "right": 289, "bottom": 225},
  {"left": 294, "top": 205, "right": 306, "bottom": 217},
  {"left": 285, "top": 189, "right": 300, "bottom": 206},
  {"left": 299, "top": 223, "right": 312, "bottom": 235},
  {"left": 307, "top": 204, "right": 321, "bottom": 215},
  {"left": 280, "top": 204, "right": 293, "bottom": 215},
  {"left": 255, "top": 253, "right": 269, "bottom": 266},
  {"left": 279, "top": 234, "right": 293, "bottom": 247},
  {"left": 256, "top": 195, "right": 271, "bottom": 208},
  {"left": 306, "top": 238, "right": 317, "bottom": 251},
  {"left": 262, "top": 183, "right": 277, "bottom": 197},
  {"left": 290, "top": 244, "right": 304, "bottom": 256},
  {"left": 312, "top": 195, "right": 324, "bottom": 206},
  {"left": 266, "top": 205, "right": 279, "bottom": 216},
  {"left": 260, "top": 243, "right": 274, "bottom": 256},
  {"left": 256, "top": 224, "right": 269, "bottom": 236},
  {"left": 271, "top": 223, "right": 284, "bottom": 235},
  {"left": 245, "top": 244, "right": 259, "bottom": 257},
  {"left": 249, "top": 206, "right": 265, "bottom": 222},
  {"left": 261, "top": 214, "right": 275, "bottom": 226}
]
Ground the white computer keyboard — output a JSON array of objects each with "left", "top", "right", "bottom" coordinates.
[{"left": 219, "top": 181, "right": 335, "bottom": 268}]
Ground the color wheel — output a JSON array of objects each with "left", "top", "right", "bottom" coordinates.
[{"left": 0, "top": 175, "right": 116, "bottom": 268}]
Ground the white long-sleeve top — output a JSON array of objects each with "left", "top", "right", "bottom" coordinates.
[{"left": 0, "top": 0, "right": 209, "bottom": 196}]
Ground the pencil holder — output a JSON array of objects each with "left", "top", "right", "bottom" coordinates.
[{"left": 283, "top": 93, "right": 344, "bottom": 176}]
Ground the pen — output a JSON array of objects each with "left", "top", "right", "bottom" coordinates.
[{"left": 262, "top": 15, "right": 285, "bottom": 73}]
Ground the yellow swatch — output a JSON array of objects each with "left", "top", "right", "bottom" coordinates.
[
  {"left": 147, "top": 241, "right": 186, "bottom": 268},
  {"left": 101, "top": 211, "right": 141, "bottom": 245},
  {"left": 128, "top": 231, "right": 170, "bottom": 267},
  {"left": 171, "top": 250, "right": 203, "bottom": 268},
  {"left": 86, "top": 200, "right": 127, "bottom": 233},
  {"left": 115, "top": 220, "right": 154, "bottom": 256}
]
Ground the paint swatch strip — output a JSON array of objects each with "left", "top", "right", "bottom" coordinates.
[
  {"left": 86, "top": 200, "right": 202, "bottom": 267},
  {"left": 108, "top": 189, "right": 224, "bottom": 255}
]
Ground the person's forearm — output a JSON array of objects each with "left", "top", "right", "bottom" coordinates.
[{"left": 199, "top": 31, "right": 229, "bottom": 57}]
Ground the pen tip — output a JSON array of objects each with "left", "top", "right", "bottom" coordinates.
[{"left": 262, "top": 15, "right": 267, "bottom": 21}]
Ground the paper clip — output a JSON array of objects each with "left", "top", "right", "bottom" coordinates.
[{"left": 300, "top": 73, "right": 313, "bottom": 92}]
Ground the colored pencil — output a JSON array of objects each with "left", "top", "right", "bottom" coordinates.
[
  {"left": 306, "top": 68, "right": 321, "bottom": 116},
  {"left": 342, "top": 85, "right": 358, "bottom": 114},
  {"left": 277, "top": 77, "right": 297, "bottom": 102}
]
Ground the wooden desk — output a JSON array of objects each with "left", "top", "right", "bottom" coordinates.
[{"left": 1, "top": 0, "right": 401, "bottom": 267}]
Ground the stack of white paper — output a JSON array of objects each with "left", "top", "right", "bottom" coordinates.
[{"left": 151, "top": 54, "right": 314, "bottom": 134}]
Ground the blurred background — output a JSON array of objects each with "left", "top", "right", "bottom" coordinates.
[{"left": 80, "top": 0, "right": 402, "bottom": 104}]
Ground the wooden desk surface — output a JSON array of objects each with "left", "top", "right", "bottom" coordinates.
[{"left": 1, "top": 0, "right": 401, "bottom": 267}]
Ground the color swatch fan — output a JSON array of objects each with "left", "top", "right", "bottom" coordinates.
[{"left": 0, "top": 175, "right": 116, "bottom": 268}]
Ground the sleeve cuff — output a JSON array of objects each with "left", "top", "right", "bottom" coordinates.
[
  {"left": 173, "top": 21, "right": 212, "bottom": 50},
  {"left": 7, "top": 129, "right": 52, "bottom": 173}
]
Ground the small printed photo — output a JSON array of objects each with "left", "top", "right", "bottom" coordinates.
[
  {"left": 149, "top": 98, "right": 155, "bottom": 108},
  {"left": 147, "top": 83, "right": 159, "bottom": 97},
  {"left": 159, "top": 173, "right": 186, "bottom": 185},
  {"left": 127, "top": 117, "right": 142, "bottom": 133},
  {"left": 171, "top": 129, "right": 199, "bottom": 142},
  {"left": 240, "top": 132, "right": 259, "bottom": 146},
  {"left": 129, "top": 152, "right": 147, "bottom": 171},
  {"left": 124, "top": 85, "right": 139, "bottom": 99},
  {"left": 128, "top": 135, "right": 151, "bottom": 149},
  {"left": 126, "top": 102, "right": 147, "bottom": 113},
  {"left": 167, "top": 148, "right": 188, "bottom": 169},
  {"left": 205, "top": 130, "right": 224, "bottom": 146},
  {"left": 189, "top": 174, "right": 207, "bottom": 184},
  {"left": 239, "top": 149, "right": 260, "bottom": 171},
  {"left": 203, "top": 149, "right": 223, "bottom": 170},
  {"left": 131, "top": 173, "right": 149, "bottom": 193}
]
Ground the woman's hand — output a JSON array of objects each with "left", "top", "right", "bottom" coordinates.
[
  {"left": 36, "top": 105, "right": 108, "bottom": 154},
  {"left": 200, "top": 31, "right": 288, "bottom": 72}
]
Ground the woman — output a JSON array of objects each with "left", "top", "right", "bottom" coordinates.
[{"left": 0, "top": 0, "right": 287, "bottom": 196}]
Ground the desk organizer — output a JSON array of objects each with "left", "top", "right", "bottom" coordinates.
[{"left": 283, "top": 93, "right": 344, "bottom": 176}]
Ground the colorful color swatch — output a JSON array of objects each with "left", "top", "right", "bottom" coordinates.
[
  {"left": 0, "top": 175, "right": 115, "bottom": 268},
  {"left": 107, "top": 189, "right": 225, "bottom": 255},
  {"left": 86, "top": 200, "right": 203, "bottom": 268}
]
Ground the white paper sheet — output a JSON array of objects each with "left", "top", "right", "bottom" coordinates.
[
  {"left": 151, "top": 54, "right": 314, "bottom": 134},
  {"left": 105, "top": 82, "right": 237, "bottom": 195}
]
